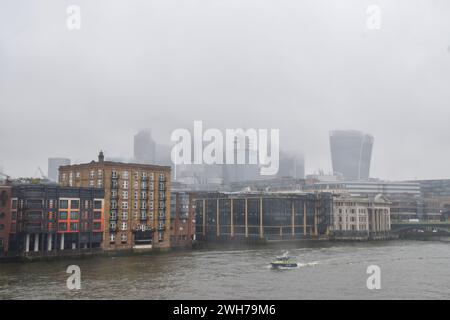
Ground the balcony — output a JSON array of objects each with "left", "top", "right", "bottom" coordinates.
[{"left": 24, "top": 224, "right": 43, "bottom": 233}]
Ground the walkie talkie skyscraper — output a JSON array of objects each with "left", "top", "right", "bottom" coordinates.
[{"left": 329, "top": 130, "right": 374, "bottom": 181}]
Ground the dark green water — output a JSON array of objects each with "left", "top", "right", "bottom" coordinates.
[{"left": 0, "top": 240, "right": 449, "bottom": 299}]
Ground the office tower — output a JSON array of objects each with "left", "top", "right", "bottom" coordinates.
[
  {"left": 329, "top": 130, "right": 374, "bottom": 181},
  {"left": 278, "top": 152, "right": 305, "bottom": 179},
  {"left": 48, "top": 158, "right": 71, "bottom": 182},
  {"left": 134, "top": 130, "right": 156, "bottom": 164}
]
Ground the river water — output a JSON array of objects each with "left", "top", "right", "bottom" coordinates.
[{"left": 0, "top": 240, "right": 448, "bottom": 300}]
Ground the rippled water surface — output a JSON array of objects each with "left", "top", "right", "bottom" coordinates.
[{"left": 0, "top": 240, "right": 449, "bottom": 299}]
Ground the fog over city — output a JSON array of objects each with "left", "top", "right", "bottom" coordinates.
[{"left": 1, "top": 0, "right": 450, "bottom": 180}]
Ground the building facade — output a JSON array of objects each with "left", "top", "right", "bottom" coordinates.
[
  {"left": 304, "top": 180, "right": 421, "bottom": 197},
  {"left": 59, "top": 152, "right": 171, "bottom": 251},
  {"left": 194, "top": 192, "right": 333, "bottom": 241},
  {"left": 170, "top": 192, "right": 196, "bottom": 248},
  {"left": 2, "top": 184, "right": 105, "bottom": 257},
  {"left": 0, "top": 186, "right": 12, "bottom": 256},
  {"left": 332, "top": 194, "right": 391, "bottom": 239},
  {"left": 329, "top": 130, "right": 374, "bottom": 181}
]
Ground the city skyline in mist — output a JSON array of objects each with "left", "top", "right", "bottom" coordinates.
[{"left": 1, "top": 0, "right": 450, "bottom": 180}]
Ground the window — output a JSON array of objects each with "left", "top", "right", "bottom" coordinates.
[
  {"left": 70, "top": 212, "right": 79, "bottom": 220},
  {"left": 110, "top": 211, "right": 117, "bottom": 220},
  {"left": 70, "top": 200, "right": 79, "bottom": 209},
  {"left": 110, "top": 233, "right": 115, "bottom": 243},
  {"left": 134, "top": 181, "right": 139, "bottom": 189},
  {"left": 141, "top": 201, "right": 147, "bottom": 209},
  {"left": 122, "top": 201, "right": 128, "bottom": 209},
  {"left": 76, "top": 172, "right": 81, "bottom": 178},
  {"left": 122, "top": 191, "right": 128, "bottom": 199},
  {"left": 111, "top": 170, "right": 118, "bottom": 178},
  {"left": 141, "top": 191, "right": 147, "bottom": 199},
  {"left": 89, "top": 180, "right": 94, "bottom": 187},
  {"left": 133, "top": 201, "right": 138, "bottom": 210},
  {"left": 12, "top": 199, "right": 17, "bottom": 209},
  {"left": 0, "top": 212, "right": 4, "bottom": 219},
  {"left": 97, "top": 170, "right": 103, "bottom": 177},
  {"left": 94, "top": 200, "right": 102, "bottom": 210},
  {"left": 110, "top": 221, "right": 116, "bottom": 230},
  {"left": 97, "top": 180, "right": 103, "bottom": 188},
  {"left": 58, "top": 223, "right": 67, "bottom": 231},
  {"left": 90, "top": 170, "right": 95, "bottom": 179},
  {"left": 93, "top": 222, "right": 101, "bottom": 230},
  {"left": 59, "top": 200, "right": 68, "bottom": 209},
  {"left": 111, "top": 201, "right": 117, "bottom": 209},
  {"left": 121, "top": 222, "right": 128, "bottom": 231},
  {"left": 94, "top": 212, "right": 102, "bottom": 220},
  {"left": 122, "top": 180, "right": 129, "bottom": 189},
  {"left": 122, "top": 211, "right": 128, "bottom": 220},
  {"left": 70, "top": 222, "right": 79, "bottom": 231},
  {"left": 121, "top": 233, "right": 127, "bottom": 243},
  {"left": 141, "top": 182, "right": 147, "bottom": 189},
  {"left": 122, "top": 171, "right": 129, "bottom": 179},
  {"left": 0, "top": 224, "right": 4, "bottom": 230},
  {"left": 59, "top": 211, "right": 68, "bottom": 220}
]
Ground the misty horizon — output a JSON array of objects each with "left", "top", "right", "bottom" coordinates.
[{"left": 1, "top": 0, "right": 450, "bottom": 180}]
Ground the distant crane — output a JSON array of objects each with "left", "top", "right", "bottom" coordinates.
[
  {"left": 35, "top": 167, "right": 48, "bottom": 180},
  {"left": 0, "top": 171, "right": 12, "bottom": 184}
]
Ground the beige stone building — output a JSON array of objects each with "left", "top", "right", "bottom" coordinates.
[
  {"left": 332, "top": 194, "right": 391, "bottom": 239},
  {"left": 59, "top": 152, "right": 171, "bottom": 251}
]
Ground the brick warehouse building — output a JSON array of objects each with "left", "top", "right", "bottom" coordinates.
[
  {"left": 59, "top": 152, "right": 171, "bottom": 251},
  {"left": 0, "top": 186, "right": 13, "bottom": 256},
  {"left": 194, "top": 191, "right": 333, "bottom": 241},
  {"left": 1, "top": 184, "right": 104, "bottom": 257},
  {"left": 170, "top": 192, "right": 196, "bottom": 248}
]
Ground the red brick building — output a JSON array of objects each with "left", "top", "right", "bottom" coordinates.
[{"left": 0, "top": 186, "right": 13, "bottom": 256}]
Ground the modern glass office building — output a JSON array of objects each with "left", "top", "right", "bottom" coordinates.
[{"left": 329, "top": 130, "right": 374, "bottom": 181}]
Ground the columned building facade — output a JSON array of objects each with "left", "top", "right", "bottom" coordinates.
[
  {"left": 332, "top": 194, "right": 391, "bottom": 239},
  {"left": 194, "top": 192, "right": 333, "bottom": 241}
]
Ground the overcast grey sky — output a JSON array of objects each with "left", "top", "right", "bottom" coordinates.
[{"left": 1, "top": 0, "right": 450, "bottom": 180}]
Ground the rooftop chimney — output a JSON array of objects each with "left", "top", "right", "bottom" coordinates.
[{"left": 98, "top": 150, "right": 105, "bottom": 163}]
